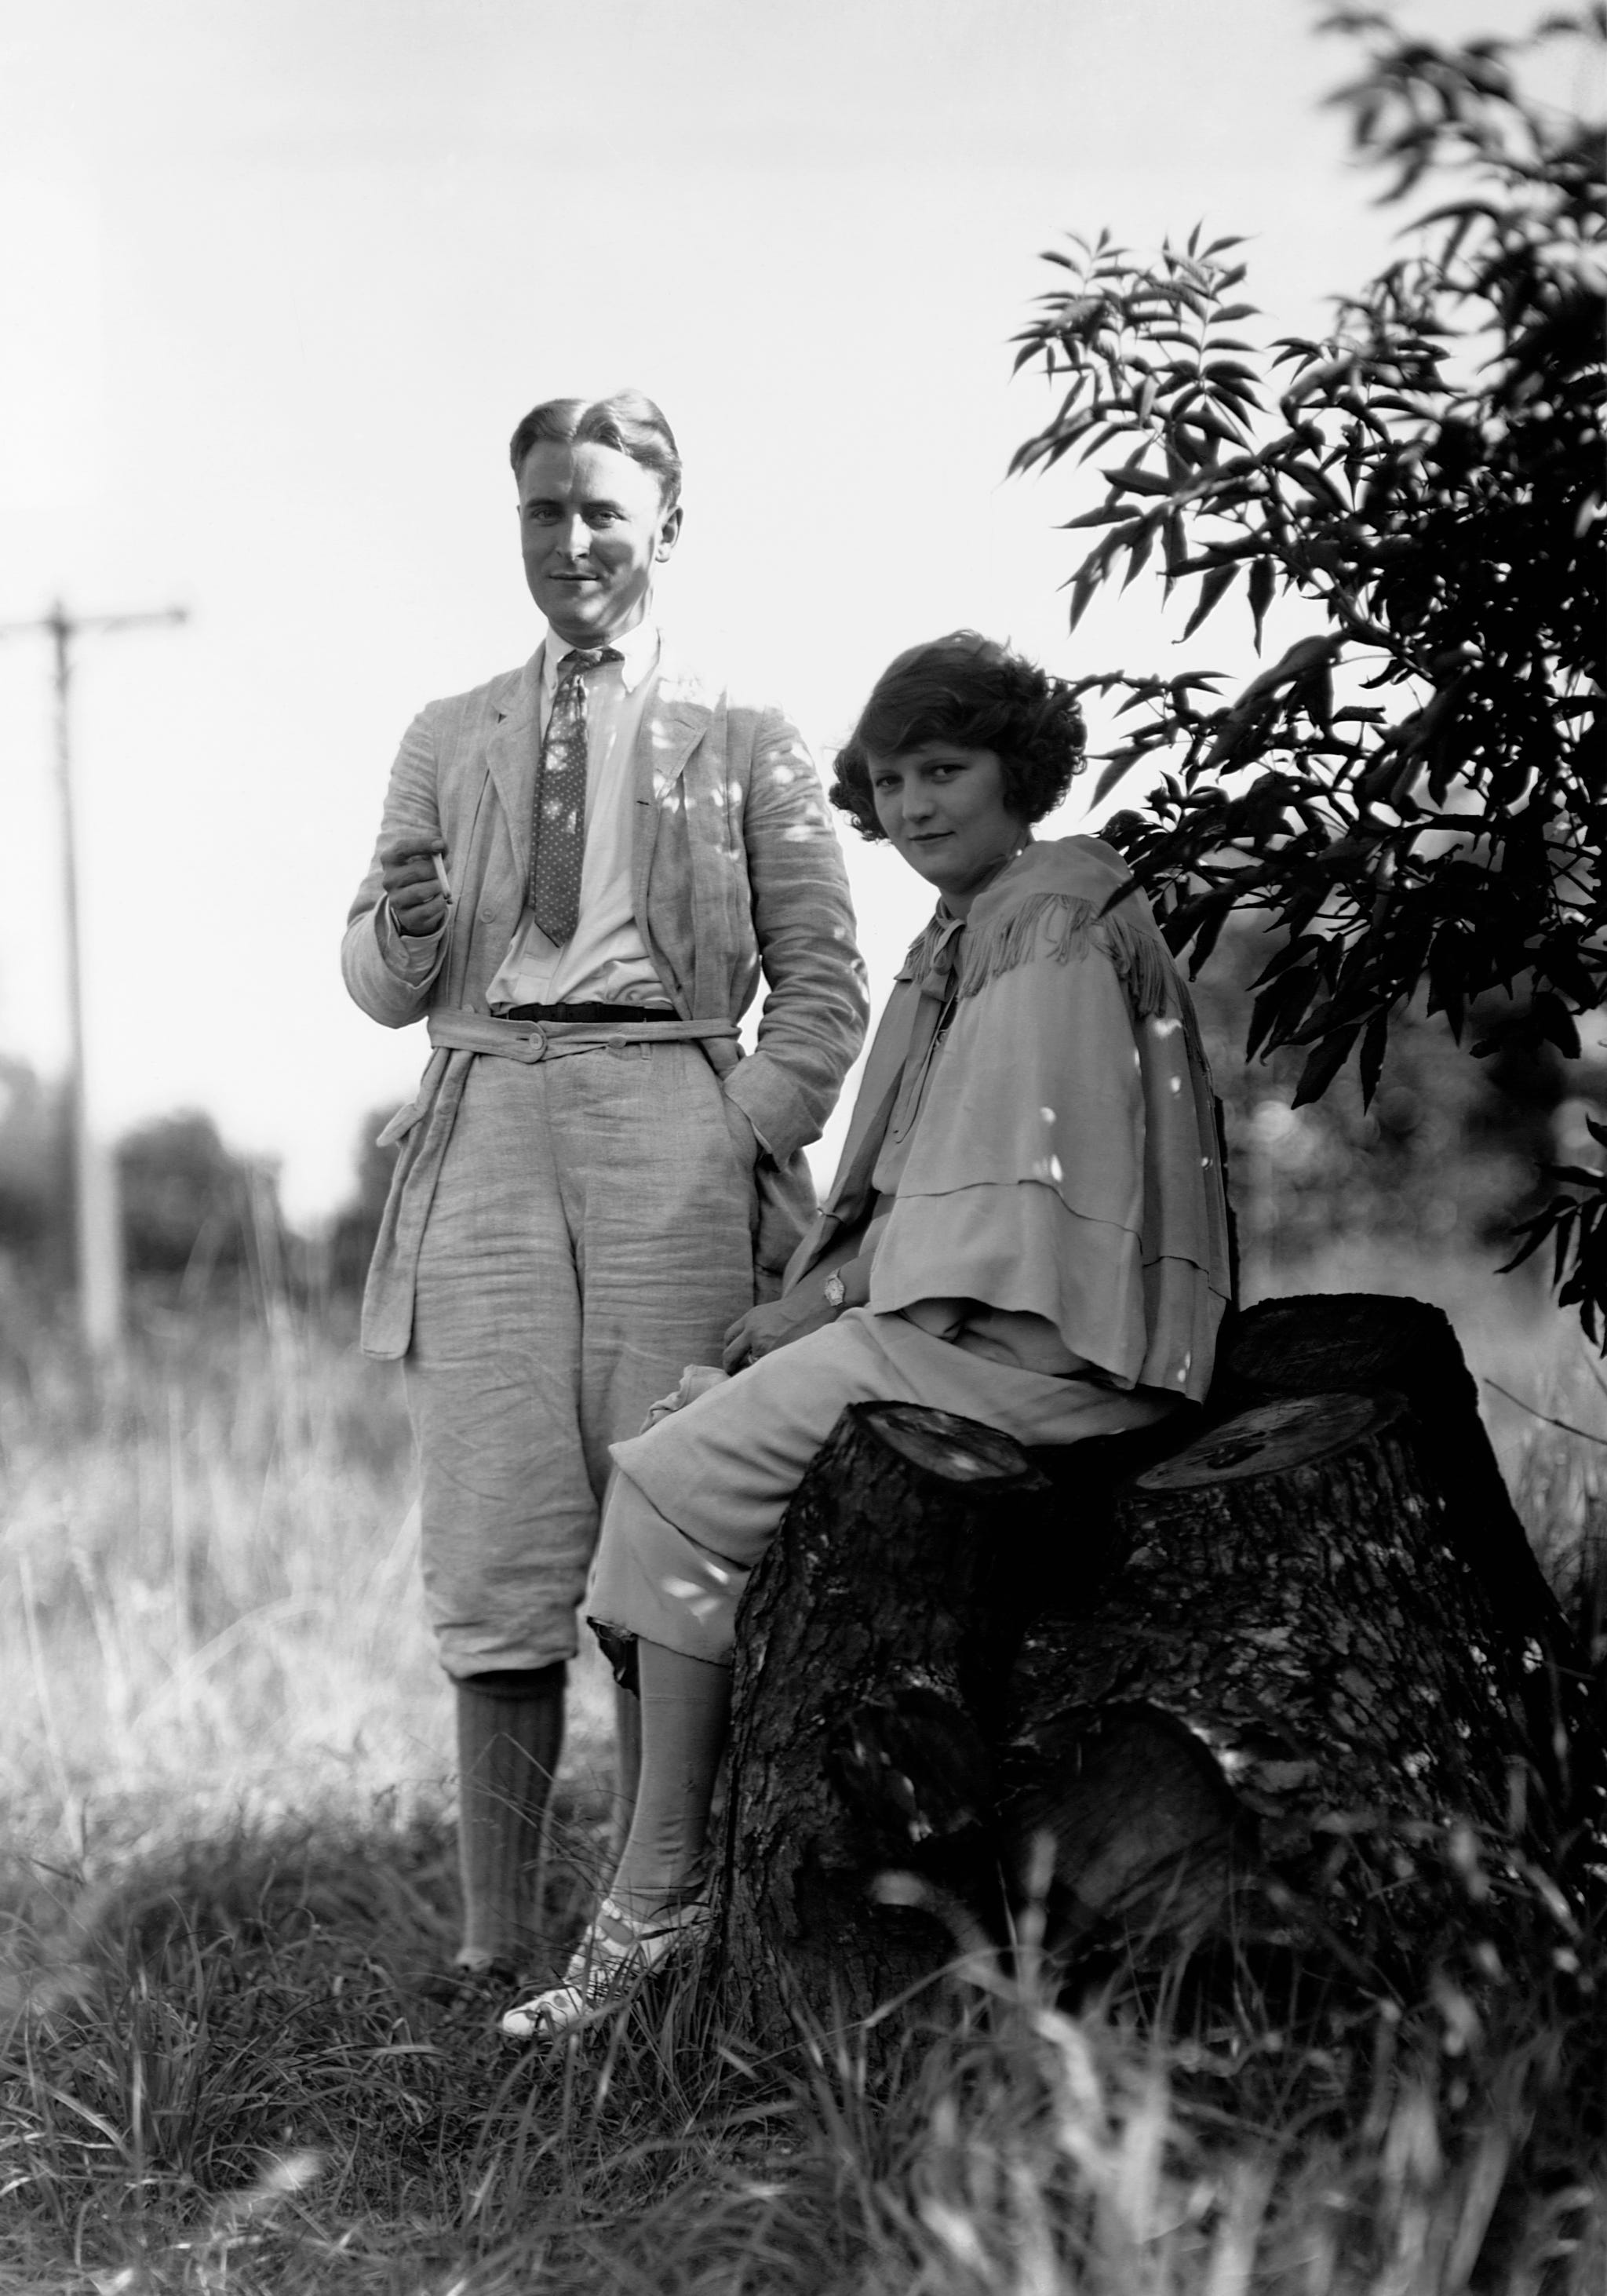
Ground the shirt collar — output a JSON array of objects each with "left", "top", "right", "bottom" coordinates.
[{"left": 541, "top": 615, "right": 659, "bottom": 700}]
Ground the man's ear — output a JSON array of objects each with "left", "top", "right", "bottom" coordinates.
[{"left": 656, "top": 504, "right": 683, "bottom": 563}]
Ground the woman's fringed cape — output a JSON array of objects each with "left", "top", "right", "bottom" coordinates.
[{"left": 865, "top": 836, "right": 1233, "bottom": 1405}]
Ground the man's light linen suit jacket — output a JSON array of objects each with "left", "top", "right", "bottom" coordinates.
[{"left": 344, "top": 641, "right": 869, "bottom": 1358}]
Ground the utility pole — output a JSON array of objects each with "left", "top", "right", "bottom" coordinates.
[{"left": 0, "top": 599, "right": 188, "bottom": 1358}]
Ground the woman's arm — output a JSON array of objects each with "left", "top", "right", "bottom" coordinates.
[{"left": 721, "top": 1246, "right": 876, "bottom": 1371}]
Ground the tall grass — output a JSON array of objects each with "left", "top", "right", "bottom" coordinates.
[
  {"left": 0, "top": 1249, "right": 1602, "bottom": 2293},
  {"left": 0, "top": 1277, "right": 439, "bottom": 1831}
]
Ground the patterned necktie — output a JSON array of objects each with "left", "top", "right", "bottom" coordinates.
[{"left": 528, "top": 647, "right": 620, "bottom": 946}]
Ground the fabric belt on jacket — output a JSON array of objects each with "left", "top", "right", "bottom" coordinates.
[{"left": 427, "top": 1005, "right": 741, "bottom": 1065}]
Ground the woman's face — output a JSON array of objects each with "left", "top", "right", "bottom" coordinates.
[{"left": 869, "top": 742, "right": 1029, "bottom": 913}]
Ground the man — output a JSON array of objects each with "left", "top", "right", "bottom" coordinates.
[{"left": 344, "top": 390, "right": 866, "bottom": 1985}]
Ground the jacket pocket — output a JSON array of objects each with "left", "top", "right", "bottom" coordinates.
[{"left": 717, "top": 1087, "right": 762, "bottom": 1176}]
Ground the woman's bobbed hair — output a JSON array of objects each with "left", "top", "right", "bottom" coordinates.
[{"left": 829, "top": 631, "right": 1086, "bottom": 841}]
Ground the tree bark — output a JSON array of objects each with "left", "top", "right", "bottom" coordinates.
[
  {"left": 1219, "top": 1292, "right": 1558, "bottom": 1648},
  {"left": 1003, "top": 1390, "right": 1546, "bottom": 1983},
  {"left": 713, "top": 1401, "right": 1045, "bottom": 2039},
  {"left": 1217, "top": 1291, "right": 1595, "bottom": 1835}
]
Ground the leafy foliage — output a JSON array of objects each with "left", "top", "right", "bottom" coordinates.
[
  {"left": 1011, "top": 6, "right": 1606, "bottom": 1326},
  {"left": 0, "top": 1055, "right": 63, "bottom": 1259},
  {"left": 325, "top": 1102, "right": 405, "bottom": 1293},
  {"left": 118, "top": 1108, "right": 283, "bottom": 1281},
  {"left": 1504, "top": 1110, "right": 1607, "bottom": 1336},
  {"left": 1190, "top": 917, "right": 1572, "bottom": 1274}
]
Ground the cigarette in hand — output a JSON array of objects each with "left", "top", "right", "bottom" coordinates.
[{"left": 432, "top": 853, "right": 452, "bottom": 902}]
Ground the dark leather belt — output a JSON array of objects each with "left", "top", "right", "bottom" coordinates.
[{"left": 501, "top": 1001, "right": 680, "bottom": 1025}]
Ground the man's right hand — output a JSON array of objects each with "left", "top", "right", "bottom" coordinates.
[{"left": 381, "top": 837, "right": 449, "bottom": 937}]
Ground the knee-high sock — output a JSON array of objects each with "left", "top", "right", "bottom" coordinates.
[
  {"left": 608, "top": 1639, "right": 731, "bottom": 1919},
  {"left": 454, "top": 1663, "right": 565, "bottom": 1968}
]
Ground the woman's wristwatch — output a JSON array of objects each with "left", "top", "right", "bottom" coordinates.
[{"left": 823, "top": 1272, "right": 847, "bottom": 1311}]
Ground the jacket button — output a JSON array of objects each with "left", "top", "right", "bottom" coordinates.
[{"left": 479, "top": 904, "right": 495, "bottom": 922}]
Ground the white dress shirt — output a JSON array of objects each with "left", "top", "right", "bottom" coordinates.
[{"left": 483, "top": 616, "right": 666, "bottom": 1011}]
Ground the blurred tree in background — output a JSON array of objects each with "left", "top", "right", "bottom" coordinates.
[
  {"left": 0, "top": 1058, "right": 64, "bottom": 1269},
  {"left": 0, "top": 1078, "right": 397, "bottom": 1311},
  {"left": 116, "top": 1110, "right": 285, "bottom": 1288},
  {"left": 0, "top": 1077, "right": 290, "bottom": 1310},
  {"left": 323, "top": 1108, "right": 403, "bottom": 1295},
  {"left": 1193, "top": 916, "right": 1607, "bottom": 1277},
  {"left": 1012, "top": 5, "right": 1605, "bottom": 1326}
]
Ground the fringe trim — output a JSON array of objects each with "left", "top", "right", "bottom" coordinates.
[
  {"left": 953, "top": 891, "right": 1154, "bottom": 1008},
  {"left": 904, "top": 915, "right": 964, "bottom": 1001},
  {"left": 953, "top": 888, "right": 1206, "bottom": 1061}
]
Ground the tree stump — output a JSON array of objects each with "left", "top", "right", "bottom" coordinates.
[
  {"left": 713, "top": 1401, "right": 1045, "bottom": 2039},
  {"left": 1219, "top": 1292, "right": 1597, "bottom": 1835},
  {"left": 713, "top": 1296, "right": 1598, "bottom": 2038},
  {"left": 1004, "top": 1390, "right": 1544, "bottom": 1983},
  {"left": 1219, "top": 1292, "right": 1559, "bottom": 1647}
]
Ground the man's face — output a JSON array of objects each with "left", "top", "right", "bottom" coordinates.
[{"left": 517, "top": 439, "right": 681, "bottom": 649}]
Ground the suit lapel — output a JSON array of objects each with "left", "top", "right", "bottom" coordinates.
[
  {"left": 484, "top": 651, "right": 544, "bottom": 887},
  {"left": 631, "top": 638, "right": 716, "bottom": 911}
]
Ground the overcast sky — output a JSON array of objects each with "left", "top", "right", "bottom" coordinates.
[{"left": 0, "top": 0, "right": 1554, "bottom": 1218}]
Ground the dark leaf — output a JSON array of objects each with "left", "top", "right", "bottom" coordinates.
[
  {"left": 1062, "top": 503, "right": 1139, "bottom": 530},
  {"left": 1248, "top": 966, "right": 1319, "bottom": 1061},
  {"left": 1301, "top": 665, "right": 1336, "bottom": 731},
  {"left": 1529, "top": 992, "right": 1583, "bottom": 1060},
  {"left": 1358, "top": 1007, "right": 1390, "bottom": 1107},
  {"left": 1292, "top": 1026, "right": 1361, "bottom": 1107},
  {"left": 1121, "top": 519, "right": 1157, "bottom": 589},
  {"left": 1091, "top": 747, "right": 1146, "bottom": 804},
  {"left": 1182, "top": 562, "right": 1241, "bottom": 638},
  {"left": 1248, "top": 555, "right": 1276, "bottom": 650},
  {"left": 1102, "top": 463, "right": 1176, "bottom": 496},
  {"left": 1184, "top": 888, "right": 1239, "bottom": 975}
]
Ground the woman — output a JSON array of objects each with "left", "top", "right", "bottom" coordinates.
[{"left": 501, "top": 631, "right": 1233, "bottom": 2039}]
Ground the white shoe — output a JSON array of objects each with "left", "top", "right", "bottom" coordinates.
[{"left": 498, "top": 1894, "right": 710, "bottom": 2039}]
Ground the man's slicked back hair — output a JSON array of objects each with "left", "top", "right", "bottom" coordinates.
[{"left": 508, "top": 390, "right": 683, "bottom": 512}]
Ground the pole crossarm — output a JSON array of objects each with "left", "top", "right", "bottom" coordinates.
[{"left": 0, "top": 604, "right": 189, "bottom": 640}]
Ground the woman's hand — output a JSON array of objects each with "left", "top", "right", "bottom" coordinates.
[
  {"left": 381, "top": 837, "right": 450, "bottom": 937},
  {"left": 723, "top": 1284, "right": 838, "bottom": 1372}
]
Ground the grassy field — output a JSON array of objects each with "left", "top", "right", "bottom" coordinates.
[{"left": 0, "top": 1253, "right": 1602, "bottom": 2294}]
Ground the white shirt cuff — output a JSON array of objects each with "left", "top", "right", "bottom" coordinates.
[{"left": 377, "top": 899, "right": 445, "bottom": 980}]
